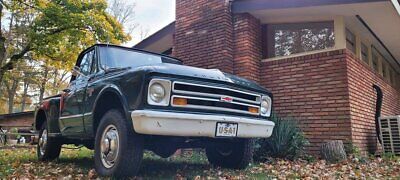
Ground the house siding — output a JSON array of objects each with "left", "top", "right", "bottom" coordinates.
[
  {"left": 346, "top": 51, "right": 400, "bottom": 153},
  {"left": 175, "top": 0, "right": 234, "bottom": 73},
  {"left": 172, "top": 0, "right": 400, "bottom": 155},
  {"left": 233, "top": 13, "right": 262, "bottom": 83},
  {"left": 260, "top": 50, "right": 353, "bottom": 154}
]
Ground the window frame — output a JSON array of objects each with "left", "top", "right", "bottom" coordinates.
[
  {"left": 371, "top": 46, "right": 380, "bottom": 72},
  {"left": 346, "top": 28, "right": 356, "bottom": 54},
  {"left": 382, "top": 60, "right": 388, "bottom": 79},
  {"left": 70, "top": 47, "right": 97, "bottom": 82},
  {"left": 360, "top": 42, "right": 369, "bottom": 65}
]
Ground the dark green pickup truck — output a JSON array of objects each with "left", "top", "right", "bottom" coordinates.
[{"left": 34, "top": 44, "right": 274, "bottom": 177}]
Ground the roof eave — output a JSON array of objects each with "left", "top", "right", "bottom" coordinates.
[{"left": 232, "top": 0, "right": 389, "bottom": 13}]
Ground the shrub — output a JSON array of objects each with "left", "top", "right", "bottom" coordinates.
[
  {"left": 344, "top": 141, "right": 360, "bottom": 156},
  {"left": 254, "top": 113, "right": 309, "bottom": 160}
]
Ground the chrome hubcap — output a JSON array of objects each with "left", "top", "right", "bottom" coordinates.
[
  {"left": 100, "top": 125, "right": 119, "bottom": 169},
  {"left": 39, "top": 129, "right": 48, "bottom": 156}
]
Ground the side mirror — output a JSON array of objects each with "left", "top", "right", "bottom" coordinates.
[{"left": 72, "top": 66, "right": 85, "bottom": 77}]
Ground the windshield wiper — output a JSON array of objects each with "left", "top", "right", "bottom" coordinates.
[{"left": 104, "top": 67, "right": 131, "bottom": 74}]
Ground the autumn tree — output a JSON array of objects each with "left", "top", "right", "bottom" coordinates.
[
  {"left": 107, "top": 0, "right": 137, "bottom": 35},
  {"left": 0, "top": 0, "right": 130, "bottom": 83}
]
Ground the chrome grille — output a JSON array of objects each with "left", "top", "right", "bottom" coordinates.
[{"left": 172, "top": 81, "right": 261, "bottom": 116}]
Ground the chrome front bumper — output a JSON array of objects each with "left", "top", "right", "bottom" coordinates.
[{"left": 131, "top": 110, "right": 274, "bottom": 138}]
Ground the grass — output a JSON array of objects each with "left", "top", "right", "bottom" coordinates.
[
  {"left": 0, "top": 146, "right": 266, "bottom": 179},
  {"left": 1, "top": 145, "right": 400, "bottom": 179}
]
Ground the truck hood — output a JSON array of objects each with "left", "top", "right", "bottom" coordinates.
[{"left": 134, "top": 63, "right": 270, "bottom": 94}]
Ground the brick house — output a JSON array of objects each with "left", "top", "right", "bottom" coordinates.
[{"left": 135, "top": 0, "right": 400, "bottom": 154}]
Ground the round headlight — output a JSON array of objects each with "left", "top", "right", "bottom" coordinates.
[
  {"left": 149, "top": 83, "right": 166, "bottom": 102},
  {"left": 261, "top": 97, "right": 270, "bottom": 114}
]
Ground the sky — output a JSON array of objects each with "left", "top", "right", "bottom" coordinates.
[{"left": 124, "top": 0, "right": 176, "bottom": 47}]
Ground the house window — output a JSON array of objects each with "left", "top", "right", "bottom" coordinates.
[
  {"left": 361, "top": 43, "right": 369, "bottom": 64},
  {"left": 266, "top": 21, "right": 335, "bottom": 58},
  {"left": 382, "top": 61, "right": 388, "bottom": 79},
  {"left": 389, "top": 68, "right": 395, "bottom": 86},
  {"left": 372, "top": 47, "right": 379, "bottom": 71},
  {"left": 390, "top": 69, "right": 395, "bottom": 86},
  {"left": 346, "top": 29, "right": 356, "bottom": 54}
]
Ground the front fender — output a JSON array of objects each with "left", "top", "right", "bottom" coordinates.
[
  {"left": 92, "top": 84, "right": 130, "bottom": 116},
  {"left": 34, "top": 98, "right": 61, "bottom": 134}
]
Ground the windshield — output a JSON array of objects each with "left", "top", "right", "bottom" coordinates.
[{"left": 99, "top": 46, "right": 181, "bottom": 69}]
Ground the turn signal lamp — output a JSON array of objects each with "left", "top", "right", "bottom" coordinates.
[
  {"left": 248, "top": 107, "right": 259, "bottom": 114},
  {"left": 173, "top": 97, "right": 188, "bottom": 106}
]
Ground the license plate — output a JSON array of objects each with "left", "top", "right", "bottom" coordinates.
[{"left": 215, "top": 122, "right": 238, "bottom": 137}]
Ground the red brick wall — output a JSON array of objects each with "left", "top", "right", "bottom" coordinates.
[
  {"left": 346, "top": 51, "right": 400, "bottom": 152},
  {"left": 174, "top": 0, "right": 234, "bottom": 73},
  {"left": 172, "top": 1, "right": 400, "bottom": 155},
  {"left": 233, "top": 13, "right": 262, "bottom": 83},
  {"left": 260, "top": 50, "right": 353, "bottom": 154},
  {"left": 260, "top": 49, "right": 400, "bottom": 154}
]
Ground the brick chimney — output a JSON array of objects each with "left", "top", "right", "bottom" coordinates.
[{"left": 174, "top": 0, "right": 234, "bottom": 73}]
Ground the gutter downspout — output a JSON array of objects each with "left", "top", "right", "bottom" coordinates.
[{"left": 373, "top": 84, "right": 383, "bottom": 145}]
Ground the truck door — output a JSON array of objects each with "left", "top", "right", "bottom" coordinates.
[{"left": 60, "top": 49, "right": 95, "bottom": 136}]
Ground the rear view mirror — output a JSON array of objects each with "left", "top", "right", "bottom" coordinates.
[{"left": 72, "top": 66, "right": 85, "bottom": 77}]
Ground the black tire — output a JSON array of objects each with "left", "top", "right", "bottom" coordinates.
[
  {"left": 152, "top": 146, "right": 177, "bottom": 158},
  {"left": 206, "top": 139, "right": 253, "bottom": 169},
  {"left": 37, "top": 123, "right": 62, "bottom": 161},
  {"left": 94, "top": 109, "right": 144, "bottom": 177}
]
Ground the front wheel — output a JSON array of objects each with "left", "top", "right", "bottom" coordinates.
[
  {"left": 37, "top": 123, "right": 62, "bottom": 161},
  {"left": 206, "top": 139, "right": 253, "bottom": 169},
  {"left": 94, "top": 109, "right": 144, "bottom": 177}
]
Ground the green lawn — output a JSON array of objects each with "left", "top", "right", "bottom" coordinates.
[
  {"left": 0, "top": 146, "right": 266, "bottom": 179},
  {"left": 1, "top": 146, "right": 400, "bottom": 179}
]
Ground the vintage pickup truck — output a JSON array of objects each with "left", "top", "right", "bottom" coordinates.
[{"left": 34, "top": 44, "right": 274, "bottom": 177}]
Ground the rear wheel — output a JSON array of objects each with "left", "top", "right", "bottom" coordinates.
[
  {"left": 206, "top": 139, "right": 253, "bottom": 169},
  {"left": 94, "top": 109, "right": 144, "bottom": 177},
  {"left": 37, "top": 123, "right": 62, "bottom": 161}
]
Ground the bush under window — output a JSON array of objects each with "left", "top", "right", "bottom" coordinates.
[{"left": 254, "top": 113, "right": 309, "bottom": 160}]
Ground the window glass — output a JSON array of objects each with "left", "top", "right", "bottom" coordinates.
[
  {"left": 372, "top": 47, "right": 379, "bottom": 71},
  {"left": 391, "top": 69, "right": 397, "bottom": 85},
  {"left": 267, "top": 21, "right": 335, "bottom": 58},
  {"left": 382, "top": 61, "right": 388, "bottom": 79},
  {"left": 388, "top": 68, "right": 394, "bottom": 84},
  {"left": 361, "top": 43, "right": 369, "bottom": 64},
  {"left": 77, "top": 50, "right": 94, "bottom": 79},
  {"left": 346, "top": 29, "right": 356, "bottom": 53},
  {"left": 100, "top": 47, "right": 181, "bottom": 69}
]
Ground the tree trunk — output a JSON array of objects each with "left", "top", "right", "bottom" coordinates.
[
  {"left": 21, "top": 78, "right": 29, "bottom": 111},
  {"left": 5, "top": 78, "right": 19, "bottom": 113},
  {"left": 320, "top": 140, "right": 347, "bottom": 163},
  {"left": 39, "top": 66, "right": 49, "bottom": 103},
  {"left": 0, "top": 3, "right": 6, "bottom": 83}
]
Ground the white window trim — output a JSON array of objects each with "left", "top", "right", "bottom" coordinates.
[{"left": 262, "top": 47, "right": 341, "bottom": 62}]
